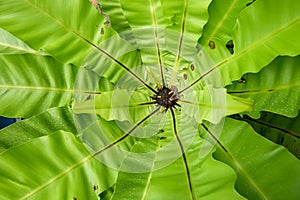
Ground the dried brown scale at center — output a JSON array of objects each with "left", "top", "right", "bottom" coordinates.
[{"left": 152, "top": 86, "right": 181, "bottom": 110}]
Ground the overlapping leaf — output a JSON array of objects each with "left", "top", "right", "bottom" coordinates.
[
  {"left": 0, "top": 106, "right": 77, "bottom": 152},
  {"left": 99, "top": 0, "right": 211, "bottom": 73},
  {"left": 211, "top": 118, "right": 300, "bottom": 200},
  {"left": 112, "top": 137, "right": 245, "bottom": 199},
  {"left": 0, "top": 0, "right": 108, "bottom": 66},
  {"left": 0, "top": 111, "right": 243, "bottom": 199},
  {"left": 0, "top": 53, "right": 78, "bottom": 118},
  {"left": 200, "top": 0, "right": 300, "bottom": 86},
  {"left": 197, "top": 0, "right": 249, "bottom": 68},
  {"left": 0, "top": 130, "right": 116, "bottom": 200},
  {"left": 0, "top": 0, "right": 299, "bottom": 200},
  {"left": 182, "top": 86, "right": 252, "bottom": 124},
  {"left": 233, "top": 112, "right": 300, "bottom": 159},
  {"left": 73, "top": 86, "right": 252, "bottom": 124},
  {"left": 199, "top": 0, "right": 249, "bottom": 46},
  {"left": 100, "top": 0, "right": 211, "bottom": 41},
  {"left": 0, "top": 28, "right": 41, "bottom": 55},
  {"left": 227, "top": 55, "right": 300, "bottom": 118}
]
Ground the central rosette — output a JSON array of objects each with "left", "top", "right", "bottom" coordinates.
[{"left": 152, "top": 85, "right": 180, "bottom": 110}]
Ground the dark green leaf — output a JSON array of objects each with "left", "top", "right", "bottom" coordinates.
[
  {"left": 227, "top": 56, "right": 300, "bottom": 118},
  {"left": 210, "top": 118, "right": 300, "bottom": 200},
  {"left": 0, "top": 106, "right": 77, "bottom": 151}
]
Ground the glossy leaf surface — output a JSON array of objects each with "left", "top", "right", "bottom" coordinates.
[
  {"left": 0, "top": 0, "right": 299, "bottom": 199},
  {"left": 212, "top": 118, "right": 300, "bottom": 200},
  {"left": 0, "top": 131, "right": 116, "bottom": 200},
  {"left": 0, "top": 106, "right": 77, "bottom": 152},
  {"left": 233, "top": 112, "right": 300, "bottom": 159},
  {"left": 227, "top": 56, "right": 300, "bottom": 118},
  {"left": 0, "top": 54, "right": 78, "bottom": 118}
]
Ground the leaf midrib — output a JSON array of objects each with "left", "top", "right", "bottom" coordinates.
[
  {"left": 201, "top": 124, "right": 268, "bottom": 200},
  {"left": 0, "top": 85, "right": 99, "bottom": 94},
  {"left": 201, "top": 0, "right": 239, "bottom": 45},
  {"left": 169, "top": 0, "right": 188, "bottom": 86},
  {"left": 181, "top": 15, "right": 300, "bottom": 93},
  {"left": 197, "top": 17, "right": 300, "bottom": 88},
  {"left": 20, "top": 107, "right": 161, "bottom": 199},
  {"left": 0, "top": 42, "right": 37, "bottom": 54},
  {"left": 228, "top": 81, "right": 300, "bottom": 94},
  {"left": 20, "top": 153, "right": 94, "bottom": 200},
  {"left": 24, "top": 0, "right": 84, "bottom": 42},
  {"left": 209, "top": 16, "right": 300, "bottom": 80},
  {"left": 242, "top": 115, "right": 300, "bottom": 140}
]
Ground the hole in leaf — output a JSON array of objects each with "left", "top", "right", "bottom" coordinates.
[
  {"left": 280, "top": 137, "right": 284, "bottom": 144},
  {"left": 237, "top": 76, "right": 246, "bottom": 84},
  {"left": 246, "top": 0, "right": 256, "bottom": 6},
  {"left": 99, "top": 184, "right": 115, "bottom": 199},
  {"left": 226, "top": 40, "right": 234, "bottom": 54},
  {"left": 93, "top": 185, "right": 98, "bottom": 191}
]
